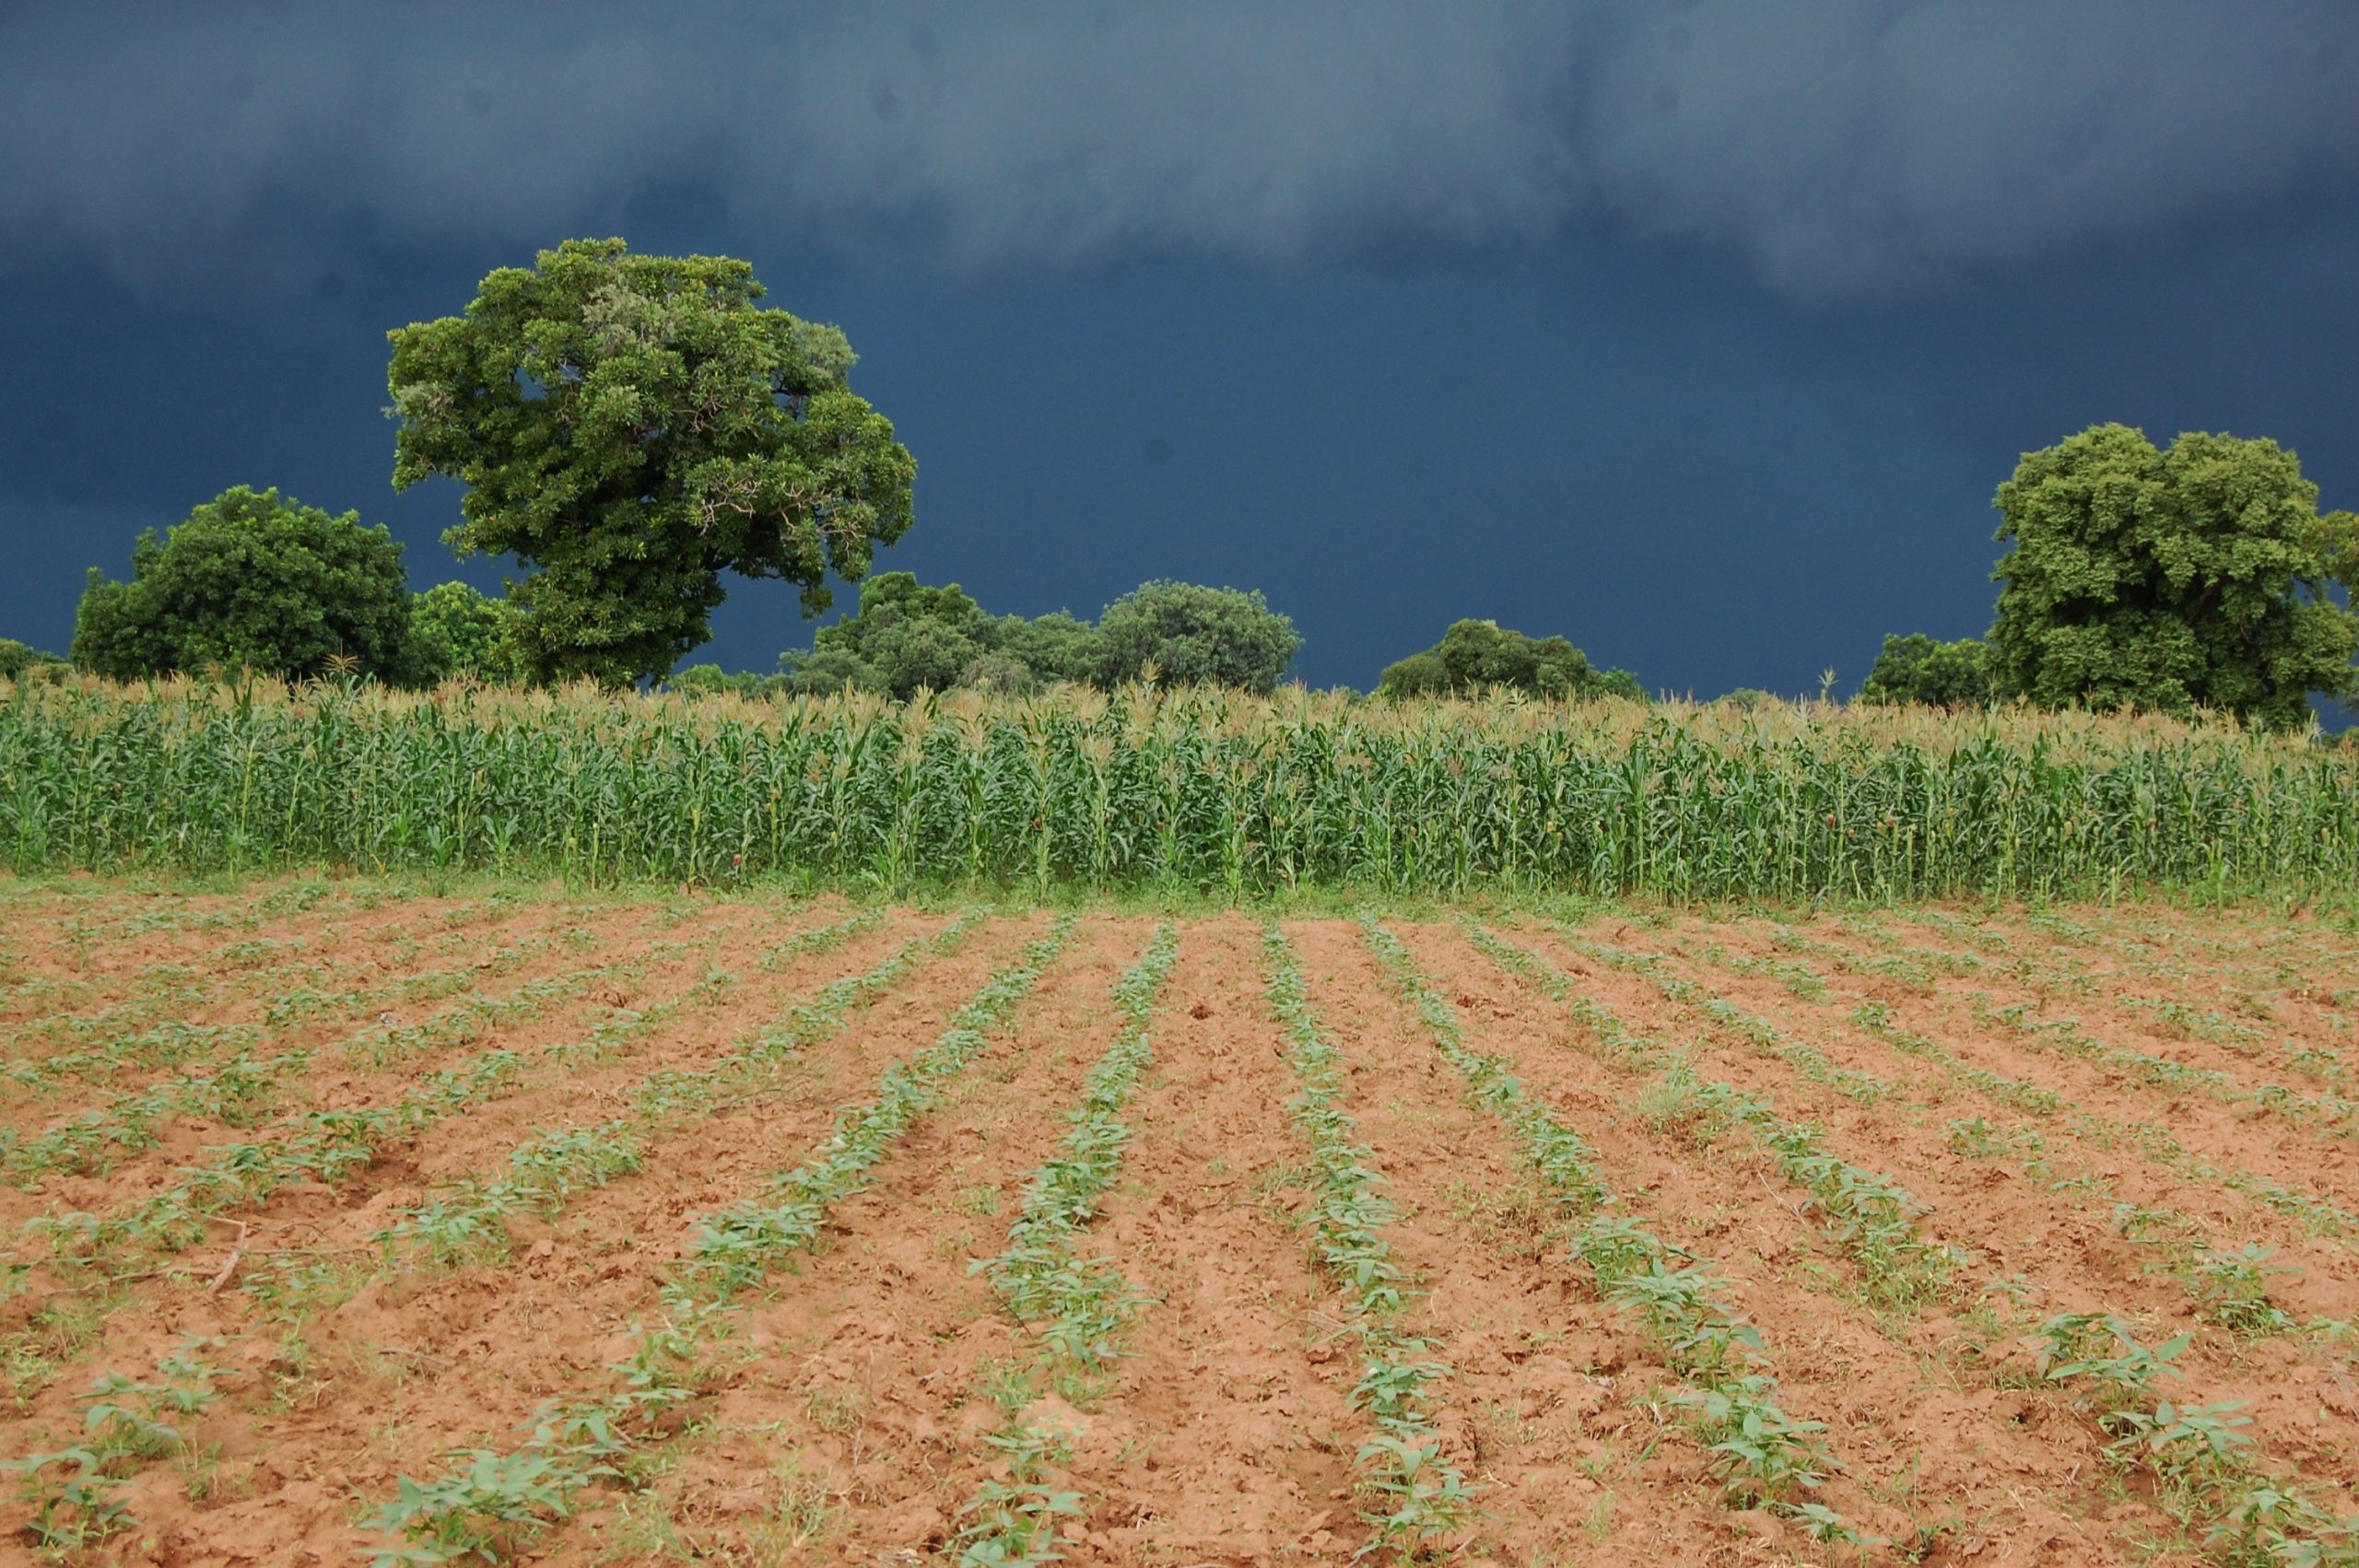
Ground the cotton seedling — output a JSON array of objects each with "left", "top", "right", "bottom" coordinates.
[
  {"left": 8, "top": 1447, "right": 134, "bottom": 1550},
  {"left": 2035, "top": 1314, "right": 2189, "bottom": 1422},
  {"left": 2187, "top": 1244, "right": 2297, "bottom": 1336},
  {"left": 953, "top": 1425, "right": 1084, "bottom": 1568},
  {"left": 1353, "top": 1433, "right": 1478, "bottom": 1561},
  {"left": 362, "top": 1446, "right": 604, "bottom": 1567},
  {"left": 1670, "top": 1376, "right": 1838, "bottom": 1504}
]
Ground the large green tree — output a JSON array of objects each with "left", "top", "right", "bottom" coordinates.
[
  {"left": 388, "top": 239, "right": 916, "bottom": 686},
  {"left": 1989, "top": 425, "right": 2359, "bottom": 728},
  {"left": 71, "top": 486, "right": 416, "bottom": 683},
  {"left": 1093, "top": 580, "right": 1302, "bottom": 693},
  {"left": 1378, "top": 618, "right": 1641, "bottom": 701}
]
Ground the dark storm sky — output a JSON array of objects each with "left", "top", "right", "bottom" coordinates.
[{"left": 3, "top": 3, "right": 2355, "bottom": 696}]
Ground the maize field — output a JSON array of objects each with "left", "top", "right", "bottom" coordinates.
[
  {"left": 4, "top": 677, "right": 2357, "bottom": 901},
  {"left": 3, "top": 878, "right": 2357, "bottom": 1564}
]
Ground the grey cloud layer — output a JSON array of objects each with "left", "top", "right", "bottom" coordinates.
[{"left": 4, "top": 1, "right": 2353, "bottom": 293}]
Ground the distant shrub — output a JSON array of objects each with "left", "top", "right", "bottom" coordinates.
[
  {"left": 1379, "top": 618, "right": 1640, "bottom": 702},
  {"left": 1859, "top": 634, "right": 1996, "bottom": 708}
]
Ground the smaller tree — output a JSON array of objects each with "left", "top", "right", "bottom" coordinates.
[
  {"left": 804, "top": 572, "right": 994, "bottom": 698},
  {"left": 1093, "top": 580, "right": 1301, "bottom": 693},
  {"left": 1378, "top": 618, "right": 1639, "bottom": 701},
  {"left": 0, "top": 638, "right": 66, "bottom": 682},
  {"left": 72, "top": 486, "right": 415, "bottom": 683},
  {"left": 784, "top": 571, "right": 1104, "bottom": 697},
  {"left": 410, "top": 582, "right": 523, "bottom": 685},
  {"left": 1857, "top": 633, "right": 1996, "bottom": 708},
  {"left": 994, "top": 610, "right": 1097, "bottom": 685},
  {"left": 774, "top": 645, "right": 889, "bottom": 696}
]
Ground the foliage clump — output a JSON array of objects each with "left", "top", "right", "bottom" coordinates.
[
  {"left": 1989, "top": 423, "right": 2358, "bottom": 729},
  {"left": 1378, "top": 618, "right": 1640, "bottom": 701},
  {"left": 758, "top": 572, "right": 1299, "bottom": 698},
  {"left": 773, "top": 572, "right": 1097, "bottom": 699},
  {"left": 0, "top": 638, "right": 67, "bottom": 683},
  {"left": 1857, "top": 633, "right": 1996, "bottom": 708},
  {"left": 71, "top": 486, "right": 417, "bottom": 684},
  {"left": 408, "top": 581, "right": 523, "bottom": 685}
]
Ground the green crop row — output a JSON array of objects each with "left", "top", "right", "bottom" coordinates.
[
  {"left": 1359, "top": 920, "right": 1863, "bottom": 1544},
  {"left": 1469, "top": 924, "right": 1960, "bottom": 1311},
  {"left": 6, "top": 680, "right": 2355, "bottom": 898},
  {"left": 361, "top": 918, "right": 1074, "bottom": 1567},
  {"left": 1260, "top": 925, "right": 1475, "bottom": 1561},
  {"left": 956, "top": 923, "right": 1178, "bottom": 1568},
  {"left": 377, "top": 909, "right": 954, "bottom": 1269}
]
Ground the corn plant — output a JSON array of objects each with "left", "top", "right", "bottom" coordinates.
[{"left": 7, "top": 677, "right": 2356, "bottom": 898}]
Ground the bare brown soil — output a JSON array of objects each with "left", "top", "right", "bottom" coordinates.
[{"left": 0, "top": 886, "right": 2353, "bottom": 1567}]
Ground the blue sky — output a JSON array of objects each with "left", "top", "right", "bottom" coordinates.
[{"left": 2, "top": 2, "right": 2353, "bottom": 696}]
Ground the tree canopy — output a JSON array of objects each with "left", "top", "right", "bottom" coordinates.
[
  {"left": 1989, "top": 424, "right": 2359, "bottom": 728},
  {"left": 774, "top": 572, "right": 1085, "bottom": 698},
  {"left": 409, "top": 582, "right": 522, "bottom": 685},
  {"left": 388, "top": 238, "right": 916, "bottom": 687},
  {"left": 71, "top": 486, "right": 416, "bottom": 683},
  {"left": 1093, "top": 580, "right": 1301, "bottom": 693},
  {"left": 0, "top": 638, "right": 65, "bottom": 681},
  {"left": 1378, "top": 619, "right": 1641, "bottom": 702},
  {"left": 1857, "top": 633, "right": 1996, "bottom": 708},
  {"left": 768, "top": 572, "right": 1298, "bottom": 698}
]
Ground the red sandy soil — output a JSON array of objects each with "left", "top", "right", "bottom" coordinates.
[{"left": 1, "top": 885, "right": 2354, "bottom": 1567}]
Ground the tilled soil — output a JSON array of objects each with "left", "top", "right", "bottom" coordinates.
[{"left": 1, "top": 884, "right": 2355, "bottom": 1567}]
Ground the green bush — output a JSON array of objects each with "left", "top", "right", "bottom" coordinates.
[
  {"left": 1379, "top": 618, "right": 1639, "bottom": 701},
  {"left": 71, "top": 486, "right": 415, "bottom": 685},
  {"left": 1858, "top": 634, "right": 1996, "bottom": 708}
]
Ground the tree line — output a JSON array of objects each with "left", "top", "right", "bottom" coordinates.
[{"left": 9, "top": 238, "right": 2356, "bottom": 729}]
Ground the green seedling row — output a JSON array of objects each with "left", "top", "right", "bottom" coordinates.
[
  {"left": 1750, "top": 929, "right": 2359, "bottom": 1237},
  {"left": 5, "top": 1340, "right": 227, "bottom": 1550},
  {"left": 1261, "top": 924, "right": 1475, "bottom": 1562},
  {"left": 0, "top": 931, "right": 579, "bottom": 1181},
  {"left": 1702, "top": 937, "right": 2323, "bottom": 1341},
  {"left": 1541, "top": 929, "right": 1961, "bottom": 1310},
  {"left": 1974, "top": 998, "right": 2359, "bottom": 1141},
  {"left": 8, "top": 933, "right": 718, "bottom": 1295},
  {"left": 1854, "top": 911, "right": 2352, "bottom": 1093},
  {"left": 1359, "top": 920, "right": 1860, "bottom": 1544},
  {"left": 955, "top": 922, "right": 1178, "bottom": 1568},
  {"left": 361, "top": 917, "right": 1075, "bottom": 1567},
  {"left": 378, "top": 909, "right": 974, "bottom": 1269},
  {"left": 2029, "top": 1314, "right": 2359, "bottom": 1563}
]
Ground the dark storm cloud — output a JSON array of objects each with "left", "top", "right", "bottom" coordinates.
[{"left": 3, "top": 2, "right": 2353, "bottom": 295}]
